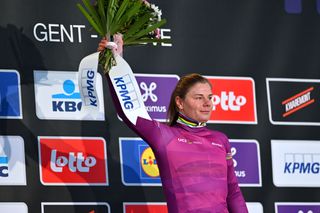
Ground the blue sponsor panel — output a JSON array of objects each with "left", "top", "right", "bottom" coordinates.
[
  {"left": 119, "top": 138, "right": 161, "bottom": 186},
  {"left": 0, "top": 70, "right": 22, "bottom": 119}
]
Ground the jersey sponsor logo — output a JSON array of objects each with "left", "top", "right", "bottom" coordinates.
[
  {"left": 0, "top": 136, "right": 26, "bottom": 185},
  {"left": 119, "top": 138, "right": 161, "bottom": 186},
  {"left": 0, "top": 70, "right": 22, "bottom": 119},
  {"left": 0, "top": 203, "right": 28, "bottom": 212},
  {"left": 34, "top": 70, "right": 105, "bottom": 120},
  {"left": 205, "top": 76, "right": 257, "bottom": 124},
  {"left": 38, "top": 136, "right": 108, "bottom": 185},
  {"left": 123, "top": 202, "right": 168, "bottom": 213},
  {"left": 271, "top": 140, "right": 320, "bottom": 187},
  {"left": 275, "top": 202, "right": 320, "bottom": 213},
  {"left": 135, "top": 74, "right": 179, "bottom": 121},
  {"left": 266, "top": 78, "right": 320, "bottom": 126},
  {"left": 230, "top": 140, "right": 262, "bottom": 187},
  {"left": 41, "top": 202, "right": 110, "bottom": 213},
  {"left": 246, "top": 202, "right": 263, "bottom": 213}
]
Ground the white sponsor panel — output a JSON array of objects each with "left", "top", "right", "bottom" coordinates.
[
  {"left": 0, "top": 136, "right": 26, "bottom": 185},
  {"left": 34, "top": 70, "right": 105, "bottom": 120},
  {"left": 271, "top": 140, "right": 320, "bottom": 187},
  {"left": 0, "top": 202, "right": 28, "bottom": 212},
  {"left": 247, "top": 202, "right": 263, "bottom": 213}
]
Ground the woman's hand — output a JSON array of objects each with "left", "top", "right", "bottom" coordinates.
[{"left": 97, "top": 37, "right": 108, "bottom": 52}]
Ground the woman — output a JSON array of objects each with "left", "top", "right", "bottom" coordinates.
[{"left": 98, "top": 38, "right": 248, "bottom": 213}]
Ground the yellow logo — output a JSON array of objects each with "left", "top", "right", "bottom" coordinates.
[{"left": 140, "top": 147, "right": 159, "bottom": 177}]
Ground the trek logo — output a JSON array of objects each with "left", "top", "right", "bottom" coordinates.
[
  {"left": 0, "top": 203, "right": 28, "bottom": 212},
  {"left": 0, "top": 70, "right": 22, "bottom": 119},
  {"left": 113, "top": 75, "right": 140, "bottom": 110},
  {"left": 119, "top": 138, "right": 161, "bottom": 186},
  {"left": 272, "top": 140, "right": 320, "bottom": 187},
  {"left": 34, "top": 70, "right": 105, "bottom": 120},
  {"left": 41, "top": 202, "right": 110, "bottom": 213},
  {"left": 205, "top": 76, "right": 257, "bottom": 124},
  {"left": 285, "top": 0, "right": 320, "bottom": 14},
  {"left": 123, "top": 202, "right": 168, "bottom": 213},
  {"left": 0, "top": 136, "right": 26, "bottom": 185},
  {"left": 266, "top": 78, "right": 320, "bottom": 126},
  {"left": 38, "top": 136, "right": 108, "bottom": 185},
  {"left": 230, "top": 140, "right": 262, "bottom": 187},
  {"left": 275, "top": 202, "right": 320, "bottom": 213},
  {"left": 135, "top": 74, "right": 179, "bottom": 121}
]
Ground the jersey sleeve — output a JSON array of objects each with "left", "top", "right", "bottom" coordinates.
[
  {"left": 105, "top": 55, "right": 163, "bottom": 148},
  {"left": 223, "top": 135, "right": 249, "bottom": 213}
]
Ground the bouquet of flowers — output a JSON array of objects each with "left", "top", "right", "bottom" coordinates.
[{"left": 77, "top": 0, "right": 169, "bottom": 73}]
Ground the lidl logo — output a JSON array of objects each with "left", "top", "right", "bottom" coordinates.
[
  {"left": 0, "top": 136, "right": 26, "bottom": 185},
  {"left": 123, "top": 202, "right": 168, "bottom": 213},
  {"left": 119, "top": 138, "right": 161, "bottom": 186},
  {"left": 205, "top": 76, "right": 257, "bottom": 124},
  {"left": 34, "top": 70, "right": 105, "bottom": 120},
  {"left": 135, "top": 74, "right": 179, "bottom": 121},
  {"left": 41, "top": 202, "right": 110, "bottom": 213},
  {"left": 0, "top": 202, "right": 28, "bottom": 212},
  {"left": 266, "top": 78, "right": 320, "bottom": 126},
  {"left": 38, "top": 136, "right": 108, "bottom": 185},
  {"left": 0, "top": 70, "right": 22, "bottom": 119}
]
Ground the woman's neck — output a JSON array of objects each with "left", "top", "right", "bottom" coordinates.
[{"left": 176, "top": 112, "right": 206, "bottom": 128}]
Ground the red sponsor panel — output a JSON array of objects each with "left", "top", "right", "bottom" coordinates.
[
  {"left": 206, "top": 77, "right": 257, "bottom": 124},
  {"left": 38, "top": 137, "right": 108, "bottom": 185},
  {"left": 124, "top": 203, "right": 168, "bottom": 213}
]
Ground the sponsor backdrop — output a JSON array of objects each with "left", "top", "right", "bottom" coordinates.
[{"left": 0, "top": 0, "right": 320, "bottom": 212}]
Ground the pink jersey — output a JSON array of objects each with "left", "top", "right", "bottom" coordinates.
[{"left": 107, "top": 75, "right": 248, "bottom": 213}]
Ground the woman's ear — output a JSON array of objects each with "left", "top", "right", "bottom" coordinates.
[{"left": 175, "top": 96, "right": 183, "bottom": 110}]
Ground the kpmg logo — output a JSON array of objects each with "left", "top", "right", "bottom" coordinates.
[
  {"left": 205, "top": 76, "right": 257, "bottom": 124},
  {"left": 113, "top": 74, "right": 141, "bottom": 110},
  {"left": 0, "top": 70, "right": 22, "bottom": 119},
  {"left": 34, "top": 70, "right": 105, "bottom": 120},
  {"left": 41, "top": 202, "right": 110, "bottom": 213},
  {"left": 119, "top": 138, "right": 161, "bottom": 186},
  {"left": 135, "top": 74, "right": 179, "bottom": 121},
  {"left": 0, "top": 136, "right": 26, "bottom": 185},
  {"left": 271, "top": 140, "right": 320, "bottom": 187},
  {"left": 230, "top": 140, "right": 262, "bottom": 187},
  {"left": 38, "top": 136, "right": 108, "bottom": 185},
  {"left": 275, "top": 202, "right": 320, "bottom": 213},
  {"left": 0, "top": 203, "right": 28, "bottom": 212},
  {"left": 123, "top": 202, "right": 168, "bottom": 213},
  {"left": 266, "top": 78, "right": 320, "bottom": 126},
  {"left": 285, "top": 0, "right": 320, "bottom": 14}
]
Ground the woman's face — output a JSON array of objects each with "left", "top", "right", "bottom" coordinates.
[{"left": 175, "top": 82, "right": 213, "bottom": 123}]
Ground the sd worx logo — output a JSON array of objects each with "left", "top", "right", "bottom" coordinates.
[
  {"left": 38, "top": 136, "right": 108, "bottom": 185},
  {"left": 266, "top": 78, "right": 320, "bottom": 125}
]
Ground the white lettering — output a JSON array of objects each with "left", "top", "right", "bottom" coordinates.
[{"left": 212, "top": 91, "right": 246, "bottom": 111}]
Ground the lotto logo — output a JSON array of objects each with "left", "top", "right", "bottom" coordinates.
[
  {"left": 38, "top": 137, "right": 108, "bottom": 185},
  {"left": 123, "top": 203, "right": 168, "bottom": 213},
  {"left": 205, "top": 76, "right": 257, "bottom": 124}
]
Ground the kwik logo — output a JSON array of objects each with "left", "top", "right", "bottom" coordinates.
[
  {"left": 266, "top": 78, "right": 320, "bottom": 126},
  {"left": 0, "top": 70, "right": 22, "bottom": 119},
  {"left": 38, "top": 136, "right": 108, "bottom": 185},
  {"left": 135, "top": 74, "right": 179, "bottom": 121},
  {"left": 0, "top": 136, "right": 26, "bottom": 185},
  {"left": 205, "top": 76, "right": 257, "bottom": 124},
  {"left": 34, "top": 70, "right": 105, "bottom": 120},
  {"left": 119, "top": 138, "right": 161, "bottom": 186}
]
